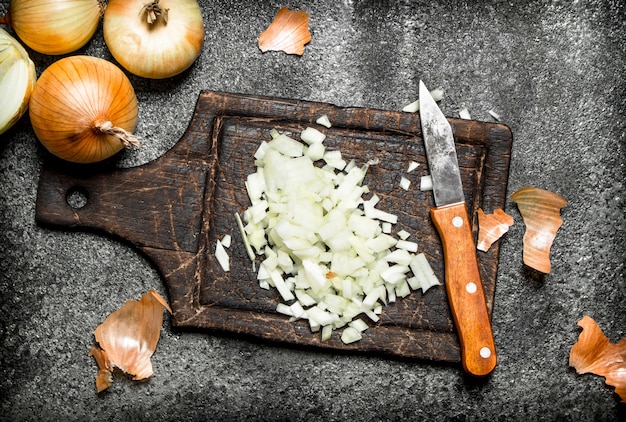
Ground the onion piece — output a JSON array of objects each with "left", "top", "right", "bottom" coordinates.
[
  {"left": 402, "top": 88, "right": 444, "bottom": 112},
  {"left": 90, "top": 289, "right": 171, "bottom": 392},
  {"left": 476, "top": 208, "right": 514, "bottom": 252},
  {"left": 316, "top": 114, "right": 332, "bottom": 128},
  {"left": 511, "top": 186, "right": 567, "bottom": 273},
  {"left": 215, "top": 239, "right": 230, "bottom": 272},
  {"left": 420, "top": 175, "right": 433, "bottom": 191},
  {"left": 459, "top": 108, "right": 471, "bottom": 120},
  {"left": 0, "top": 27, "right": 36, "bottom": 135},
  {"left": 341, "top": 326, "right": 362, "bottom": 344},
  {"left": 569, "top": 315, "right": 626, "bottom": 403},
  {"left": 300, "top": 127, "right": 326, "bottom": 144},
  {"left": 399, "top": 176, "right": 411, "bottom": 190},
  {"left": 258, "top": 7, "right": 311, "bottom": 56},
  {"left": 488, "top": 110, "right": 501, "bottom": 121}
]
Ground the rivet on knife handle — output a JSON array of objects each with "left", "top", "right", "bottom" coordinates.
[{"left": 431, "top": 202, "right": 497, "bottom": 376}]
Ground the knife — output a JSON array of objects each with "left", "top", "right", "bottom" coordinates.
[{"left": 419, "top": 80, "right": 497, "bottom": 376}]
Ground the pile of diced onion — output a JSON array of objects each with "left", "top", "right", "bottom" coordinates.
[{"left": 235, "top": 121, "right": 440, "bottom": 344}]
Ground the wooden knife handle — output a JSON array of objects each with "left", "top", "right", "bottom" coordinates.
[{"left": 431, "top": 203, "right": 497, "bottom": 376}]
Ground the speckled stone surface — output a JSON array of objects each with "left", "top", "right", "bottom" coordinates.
[{"left": 1, "top": 1, "right": 625, "bottom": 420}]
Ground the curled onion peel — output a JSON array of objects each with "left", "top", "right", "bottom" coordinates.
[
  {"left": 0, "top": 27, "right": 36, "bottom": 135},
  {"left": 511, "top": 186, "right": 567, "bottom": 273},
  {"left": 258, "top": 7, "right": 311, "bottom": 56},
  {"left": 1, "top": 0, "right": 104, "bottom": 55},
  {"left": 29, "top": 56, "right": 139, "bottom": 164},
  {"left": 569, "top": 315, "right": 626, "bottom": 403},
  {"left": 90, "top": 289, "right": 171, "bottom": 392},
  {"left": 103, "top": 0, "right": 204, "bottom": 79},
  {"left": 477, "top": 208, "right": 514, "bottom": 252},
  {"left": 240, "top": 127, "right": 441, "bottom": 344}
]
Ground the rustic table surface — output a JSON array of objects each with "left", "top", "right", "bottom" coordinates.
[{"left": 1, "top": 1, "right": 624, "bottom": 420}]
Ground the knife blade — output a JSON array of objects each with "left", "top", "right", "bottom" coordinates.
[{"left": 419, "top": 80, "right": 497, "bottom": 376}]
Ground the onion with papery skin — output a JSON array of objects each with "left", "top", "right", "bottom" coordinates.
[
  {"left": 29, "top": 56, "right": 140, "bottom": 164},
  {"left": 0, "top": 0, "right": 104, "bottom": 55},
  {"left": 0, "top": 27, "right": 36, "bottom": 135},
  {"left": 511, "top": 186, "right": 567, "bottom": 273},
  {"left": 90, "top": 289, "right": 172, "bottom": 392},
  {"left": 103, "top": 0, "right": 204, "bottom": 79}
]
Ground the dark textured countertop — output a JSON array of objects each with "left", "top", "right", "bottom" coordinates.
[{"left": 1, "top": 1, "right": 624, "bottom": 420}]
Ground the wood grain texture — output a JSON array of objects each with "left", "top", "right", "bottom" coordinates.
[
  {"left": 35, "top": 91, "right": 512, "bottom": 363},
  {"left": 431, "top": 203, "right": 497, "bottom": 376}
]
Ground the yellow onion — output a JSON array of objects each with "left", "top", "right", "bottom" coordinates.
[
  {"left": 103, "top": 0, "right": 204, "bottom": 79},
  {"left": 29, "top": 56, "right": 140, "bottom": 164},
  {"left": 0, "top": 27, "right": 36, "bottom": 135},
  {"left": 0, "top": 0, "right": 104, "bottom": 55}
]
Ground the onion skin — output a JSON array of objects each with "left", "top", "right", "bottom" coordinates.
[
  {"left": 29, "top": 56, "right": 139, "bottom": 164},
  {"left": 511, "top": 186, "right": 567, "bottom": 273},
  {"left": 103, "top": 0, "right": 204, "bottom": 79},
  {"left": 4, "top": 0, "right": 104, "bottom": 55},
  {"left": 258, "top": 7, "right": 312, "bottom": 56},
  {"left": 476, "top": 208, "right": 514, "bottom": 252}
]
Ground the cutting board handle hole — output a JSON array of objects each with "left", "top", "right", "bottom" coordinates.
[{"left": 66, "top": 187, "right": 88, "bottom": 210}]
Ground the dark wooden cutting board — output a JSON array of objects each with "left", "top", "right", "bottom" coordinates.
[{"left": 35, "top": 91, "right": 512, "bottom": 364}]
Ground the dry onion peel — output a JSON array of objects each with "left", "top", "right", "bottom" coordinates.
[
  {"left": 90, "top": 289, "right": 171, "bottom": 392},
  {"left": 0, "top": 27, "right": 35, "bottom": 135},
  {"left": 511, "top": 186, "right": 567, "bottom": 273},
  {"left": 569, "top": 315, "right": 626, "bottom": 403},
  {"left": 29, "top": 55, "right": 140, "bottom": 164},
  {"left": 258, "top": 7, "right": 311, "bottom": 56},
  {"left": 1, "top": 0, "right": 104, "bottom": 55},
  {"left": 103, "top": 0, "right": 204, "bottom": 79},
  {"left": 477, "top": 208, "right": 514, "bottom": 252}
]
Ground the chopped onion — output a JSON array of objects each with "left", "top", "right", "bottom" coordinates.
[
  {"left": 402, "top": 88, "right": 444, "bottom": 112},
  {"left": 402, "top": 100, "right": 420, "bottom": 113},
  {"left": 488, "top": 110, "right": 501, "bottom": 121},
  {"left": 240, "top": 127, "right": 441, "bottom": 344},
  {"left": 409, "top": 253, "right": 441, "bottom": 292},
  {"left": 459, "top": 108, "right": 471, "bottom": 120},
  {"left": 397, "top": 229, "right": 410, "bottom": 240},
  {"left": 341, "top": 326, "right": 362, "bottom": 344},
  {"left": 396, "top": 239, "right": 418, "bottom": 252},
  {"left": 215, "top": 239, "right": 230, "bottom": 272},
  {"left": 300, "top": 126, "right": 326, "bottom": 144},
  {"left": 407, "top": 161, "right": 419, "bottom": 173},
  {"left": 235, "top": 212, "right": 256, "bottom": 267},
  {"left": 429, "top": 88, "right": 444, "bottom": 102},
  {"left": 315, "top": 114, "right": 332, "bottom": 128},
  {"left": 420, "top": 175, "right": 433, "bottom": 191},
  {"left": 399, "top": 176, "right": 411, "bottom": 191}
]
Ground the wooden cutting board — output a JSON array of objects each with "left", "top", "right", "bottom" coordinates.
[{"left": 35, "top": 91, "right": 512, "bottom": 363}]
